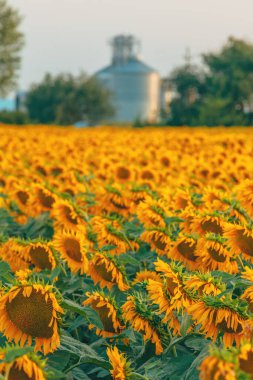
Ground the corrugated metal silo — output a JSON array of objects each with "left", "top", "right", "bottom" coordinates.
[{"left": 96, "top": 35, "right": 160, "bottom": 123}]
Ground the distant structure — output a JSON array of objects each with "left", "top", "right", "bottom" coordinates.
[{"left": 96, "top": 35, "right": 160, "bottom": 124}]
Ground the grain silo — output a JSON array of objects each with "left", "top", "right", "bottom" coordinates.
[{"left": 96, "top": 35, "right": 160, "bottom": 124}]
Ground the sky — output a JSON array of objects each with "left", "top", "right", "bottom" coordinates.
[{"left": 8, "top": 0, "right": 253, "bottom": 91}]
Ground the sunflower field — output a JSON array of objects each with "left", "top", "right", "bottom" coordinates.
[{"left": 0, "top": 125, "right": 253, "bottom": 380}]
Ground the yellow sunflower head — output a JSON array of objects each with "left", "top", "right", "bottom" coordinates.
[
  {"left": 224, "top": 223, "right": 253, "bottom": 264},
  {"left": 238, "top": 343, "right": 253, "bottom": 377},
  {"left": 0, "top": 348, "right": 47, "bottom": 380},
  {"left": 188, "top": 296, "right": 248, "bottom": 347},
  {"left": 53, "top": 230, "right": 89, "bottom": 274},
  {"left": 30, "top": 184, "right": 57, "bottom": 216},
  {"left": 0, "top": 239, "right": 31, "bottom": 272},
  {"left": 0, "top": 283, "right": 63, "bottom": 354},
  {"left": 168, "top": 235, "right": 198, "bottom": 270},
  {"left": 52, "top": 198, "right": 86, "bottom": 230},
  {"left": 185, "top": 273, "right": 225, "bottom": 296},
  {"left": 89, "top": 252, "right": 129, "bottom": 291},
  {"left": 236, "top": 179, "right": 253, "bottom": 216},
  {"left": 83, "top": 291, "right": 124, "bottom": 337},
  {"left": 132, "top": 270, "right": 162, "bottom": 285},
  {"left": 195, "top": 235, "right": 238, "bottom": 274},
  {"left": 122, "top": 294, "right": 163, "bottom": 355},
  {"left": 191, "top": 215, "right": 224, "bottom": 236},
  {"left": 199, "top": 350, "right": 236, "bottom": 380},
  {"left": 140, "top": 229, "right": 171, "bottom": 256},
  {"left": 107, "top": 346, "right": 132, "bottom": 380},
  {"left": 24, "top": 241, "right": 56, "bottom": 271}
]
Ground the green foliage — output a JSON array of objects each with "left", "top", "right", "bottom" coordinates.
[
  {"left": 168, "top": 37, "right": 253, "bottom": 126},
  {"left": 0, "top": 110, "right": 30, "bottom": 124},
  {"left": 25, "top": 73, "right": 115, "bottom": 125},
  {"left": 0, "top": 0, "right": 24, "bottom": 96}
]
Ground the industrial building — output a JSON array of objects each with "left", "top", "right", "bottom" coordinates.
[{"left": 96, "top": 35, "right": 161, "bottom": 124}]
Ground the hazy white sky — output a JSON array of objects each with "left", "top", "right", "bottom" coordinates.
[{"left": 8, "top": 0, "right": 253, "bottom": 89}]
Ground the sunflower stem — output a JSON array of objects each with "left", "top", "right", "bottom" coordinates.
[
  {"left": 167, "top": 328, "right": 177, "bottom": 357},
  {"left": 236, "top": 255, "right": 245, "bottom": 271},
  {"left": 122, "top": 233, "right": 134, "bottom": 252}
]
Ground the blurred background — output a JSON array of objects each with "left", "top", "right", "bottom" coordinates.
[{"left": 1, "top": 0, "right": 253, "bottom": 126}]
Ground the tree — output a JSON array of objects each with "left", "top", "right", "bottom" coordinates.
[
  {"left": 202, "top": 37, "right": 253, "bottom": 125},
  {"left": 167, "top": 37, "right": 253, "bottom": 126},
  {"left": 0, "top": 0, "right": 24, "bottom": 96},
  {"left": 26, "top": 73, "right": 115, "bottom": 125},
  {"left": 168, "top": 64, "right": 205, "bottom": 125}
]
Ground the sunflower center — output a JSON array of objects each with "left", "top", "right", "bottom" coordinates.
[
  {"left": 91, "top": 300, "right": 118, "bottom": 333},
  {"left": 29, "top": 246, "right": 52, "bottom": 270},
  {"left": 64, "top": 238, "right": 83, "bottom": 262},
  {"left": 117, "top": 167, "right": 131, "bottom": 180},
  {"left": 0, "top": 178, "right": 6, "bottom": 187},
  {"left": 36, "top": 165, "right": 47, "bottom": 176},
  {"left": 161, "top": 157, "right": 170, "bottom": 167},
  {"left": 17, "top": 191, "right": 29, "bottom": 205},
  {"left": 207, "top": 247, "right": 227, "bottom": 262},
  {"left": 201, "top": 220, "right": 223, "bottom": 235},
  {"left": 151, "top": 235, "right": 167, "bottom": 251},
  {"left": 177, "top": 240, "right": 197, "bottom": 261},
  {"left": 95, "top": 261, "right": 114, "bottom": 282},
  {"left": 6, "top": 289, "right": 54, "bottom": 338},
  {"left": 8, "top": 363, "right": 36, "bottom": 380},
  {"left": 235, "top": 230, "right": 253, "bottom": 257},
  {"left": 141, "top": 170, "right": 154, "bottom": 180},
  {"left": 166, "top": 277, "right": 178, "bottom": 296},
  {"left": 63, "top": 206, "right": 78, "bottom": 225},
  {"left": 38, "top": 189, "right": 55, "bottom": 208},
  {"left": 216, "top": 318, "right": 243, "bottom": 334}
]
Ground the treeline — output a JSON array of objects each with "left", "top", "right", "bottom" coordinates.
[{"left": 165, "top": 37, "right": 253, "bottom": 126}]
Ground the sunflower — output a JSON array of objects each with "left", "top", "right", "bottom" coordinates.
[
  {"left": 0, "top": 239, "right": 31, "bottom": 272},
  {"left": 0, "top": 350, "right": 46, "bottom": 380},
  {"left": 53, "top": 230, "right": 89, "bottom": 274},
  {"left": 199, "top": 353, "right": 236, "bottom": 380},
  {"left": 122, "top": 295, "right": 163, "bottom": 355},
  {"left": 30, "top": 184, "right": 57, "bottom": 216},
  {"left": 101, "top": 184, "right": 133, "bottom": 216},
  {"left": 195, "top": 236, "right": 238, "bottom": 273},
  {"left": 180, "top": 208, "right": 195, "bottom": 234},
  {"left": 242, "top": 266, "right": 253, "bottom": 282},
  {"left": 238, "top": 343, "right": 253, "bottom": 376},
  {"left": 114, "top": 165, "right": 134, "bottom": 183},
  {"left": 224, "top": 224, "right": 253, "bottom": 264},
  {"left": 185, "top": 273, "right": 225, "bottom": 296},
  {"left": 107, "top": 346, "right": 131, "bottom": 380},
  {"left": 132, "top": 270, "right": 162, "bottom": 285},
  {"left": 92, "top": 216, "right": 135, "bottom": 255},
  {"left": 146, "top": 279, "right": 181, "bottom": 334},
  {"left": 136, "top": 198, "right": 169, "bottom": 229},
  {"left": 83, "top": 291, "right": 124, "bottom": 337},
  {"left": 168, "top": 236, "right": 198, "bottom": 270},
  {"left": 128, "top": 186, "right": 151, "bottom": 207},
  {"left": 0, "top": 284, "right": 63, "bottom": 354},
  {"left": 52, "top": 198, "right": 86, "bottom": 230},
  {"left": 11, "top": 186, "right": 30, "bottom": 213},
  {"left": 89, "top": 253, "right": 129, "bottom": 291},
  {"left": 173, "top": 189, "right": 193, "bottom": 210},
  {"left": 140, "top": 229, "right": 171, "bottom": 256},
  {"left": 188, "top": 297, "right": 248, "bottom": 347},
  {"left": 154, "top": 259, "right": 191, "bottom": 311},
  {"left": 236, "top": 179, "right": 253, "bottom": 216},
  {"left": 241, "top": 276, "right": 253, "bottom": 314},
  {"left": 24, "top": 242, "right": 56, "bottom": 271},
  {"left": 191, "top": 215, "right": 224, "bottom": 236}
]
